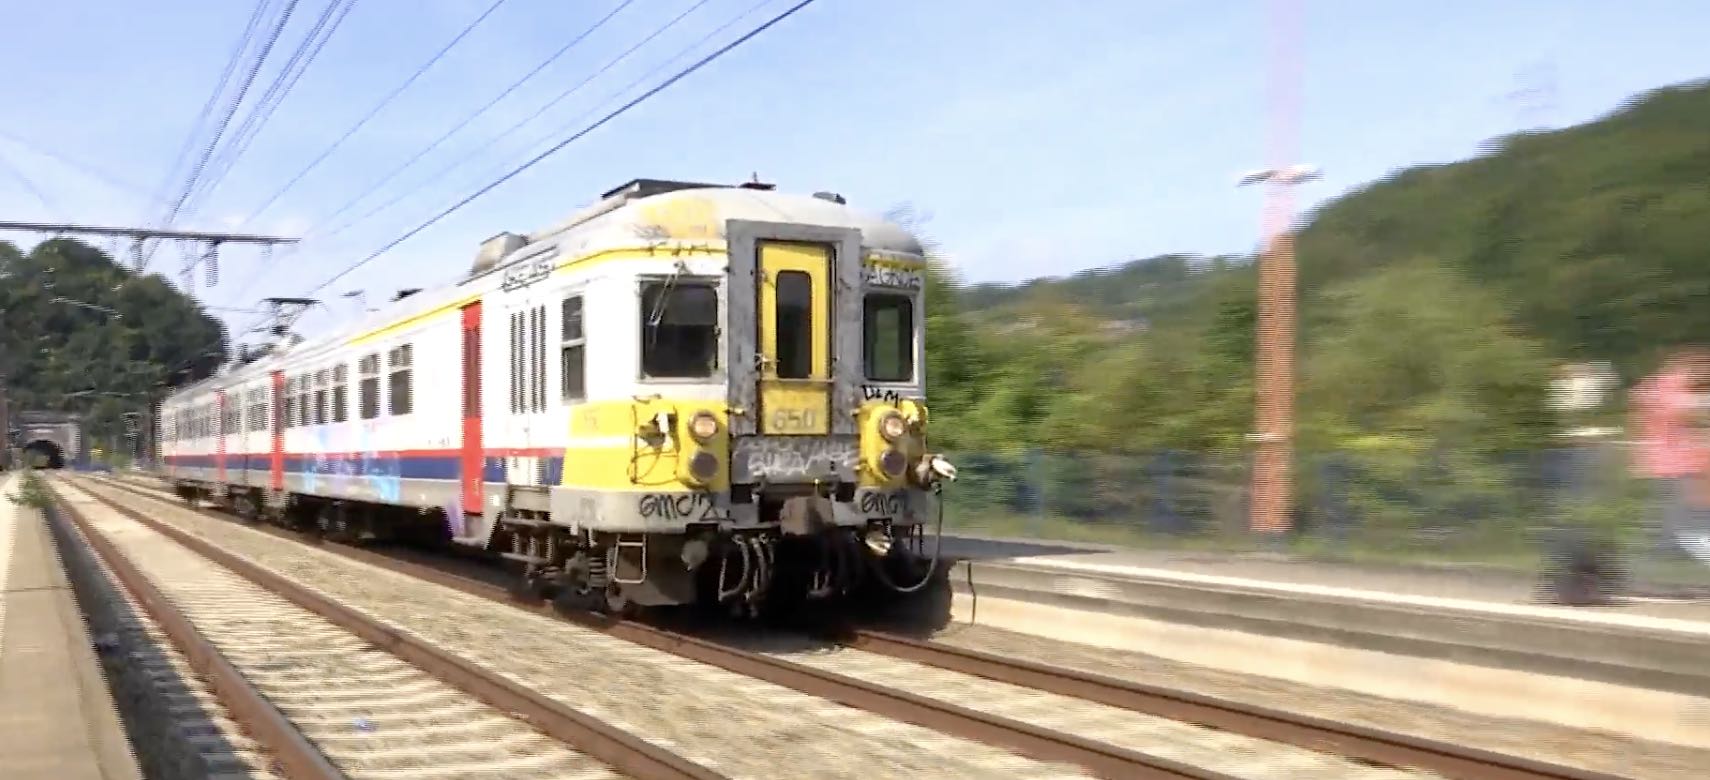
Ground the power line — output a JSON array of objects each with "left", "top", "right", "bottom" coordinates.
[
  {"left": 428, "top": 0, "right": 772, "bottom": 225},
  {"left": 183, "top": 0, "right": 361, "bottom": 218},
  {"left": 0, "top": 151, "right": 65, "bottom": 220},
  {"left": 154, "top": 0, "right": 276, "bottom": 213},
  {"left": 0, "top": 132, "right": 164, "bottom": 209},
  {"left": 307, "top": 0, "right": 821, "bottom": 296},
  {"left": 239, "top": 0, "right": 513, "bottom": 227},
  {"left": 292, "top": 0, "right": 638, "bottom": 244},
  {"left": 310, "top": 0, "right": 714, "bottom": 247},
  {"left": 162, "top": 0, "right": 815, "bottom": 384},
  {"left": 145, "top": 0, "right": 304, "bottom": 269}
]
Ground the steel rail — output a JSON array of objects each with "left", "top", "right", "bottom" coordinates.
[
  {"left": 47, "top": 485, "right": 343, "bottom": 780},
  {"left": 85, "top": 475, "right": 1626, "bottom": 780},
  {"left": 63, "top": 478, "right": 723, "bottom": 780},
  {"left": 845, "top": 630, "right": 1625, "bottom": 780},
  {"left": 78, "top": 477, "right": 1233, "bottom": 779}
]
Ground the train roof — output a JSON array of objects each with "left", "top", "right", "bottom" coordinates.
[{"left": 162, "top": 181, "right": 925, "bottom": 403}]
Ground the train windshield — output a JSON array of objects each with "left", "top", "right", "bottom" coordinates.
[
  {"left": 641, "top": 280, "right": 719, "bottom": 378},
  {"left": 863, "top": 292, "right": 914, "bottom": 382}
]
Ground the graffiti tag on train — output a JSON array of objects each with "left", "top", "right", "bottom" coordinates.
[
  {"left": 637, "top": 492, "right": 720, "bottom": 521},
  {"left": 857, "top": 491, "right": 906, "bottom": 516},
  {"left": 861, "top": 386, "right": 904, "bottom": 404},
  {"left": 863, "top": 266, "right": 923, "bottom": 291},
  {"left": 739, "top": 437, "right": 857, "bottom": 480}
]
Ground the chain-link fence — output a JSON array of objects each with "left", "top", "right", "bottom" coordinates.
[{"left": 941, "top": 442, "right": 1710, "bottom": 596}]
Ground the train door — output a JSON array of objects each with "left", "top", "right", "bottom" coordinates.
[
  {"left": 270, "top": 371, "right": 285, "bottom": 491},
  {"left": 725, "top": 221, "right": 863, "bottom": 444},
  {"left": 756, "top": 242, "right": 831, "bottom": 435},
  {"left": 460, "top": 302, "right": 484, "bottom": 514}
]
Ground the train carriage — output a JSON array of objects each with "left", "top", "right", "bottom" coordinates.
[{"left": 157, "top": 178, "right": 955, "bottom": 615}]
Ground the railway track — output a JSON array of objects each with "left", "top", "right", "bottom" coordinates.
[
  {"left": 75, "top": 473, "right": 1625, "bottom": 780},
  {"left": 48, "top": 478, "right": 688, "bottom": 780}
]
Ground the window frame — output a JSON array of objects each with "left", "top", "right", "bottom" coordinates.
[
  {"left": 637, "top": 277, "right": 722, "bottom": 382},
  {"left": 560, "top": 293, "right": 586, "bottom": 402},
  {"left": 359, "top": 353, "right": 381, "bottom": 420},
  {"left": 387, "top": 344, "right": 413, "bottom": 417},
  {"left": 332, "top": 363, "right": 349, "bottom": 423},
  {"left": 862, "top": 291, "right": 918, "bottom": 384},
  {"left": 773, "top": 270, "right": 815, "bottom": 380}
]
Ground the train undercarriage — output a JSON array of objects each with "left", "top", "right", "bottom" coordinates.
[
  {"left": 170, "top": 482, "right": 952, "bottom": 623},
  {"left": 495, "top": 490, "right": 949, "bottom": 620}
]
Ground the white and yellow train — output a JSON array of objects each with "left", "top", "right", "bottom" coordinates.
[{"left": 155, "top": 178, "right": 956, "bottom": 615}]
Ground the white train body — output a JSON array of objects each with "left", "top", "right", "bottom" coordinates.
[{"left": 155, "top": 180, "right": 950, "bottom": 613}]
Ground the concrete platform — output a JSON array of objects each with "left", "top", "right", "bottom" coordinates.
[
  {"left": 0, "top": 472, "right": 142, "bottom": 780},
  {"left": 933, "top": 533, "right": 1710, "bottom": 746}
]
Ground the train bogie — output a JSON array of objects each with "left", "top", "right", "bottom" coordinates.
[{"left": 155, "top": 178, "right": 955, "bottom": 618}]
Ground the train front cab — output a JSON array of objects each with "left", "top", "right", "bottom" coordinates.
[{"left": 537, "top": 217, "right": 954, "bottom": 615}]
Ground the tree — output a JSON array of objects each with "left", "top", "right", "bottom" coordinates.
[{"left": 0, "top": 238, "right": 228, "bottom": 445}]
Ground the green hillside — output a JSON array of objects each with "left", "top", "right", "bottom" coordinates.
[
  {"left": 0, "top": 238, "right": 228, "bottom": 450},
  {"left": 925, "top": 78, "right": 1710, "bottom": 548}
]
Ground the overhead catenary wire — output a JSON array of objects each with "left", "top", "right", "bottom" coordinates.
[
  {"left": 289, "top": 0, "right": 639, "bottom": 244},
  {"left": 166, "top": 0, "right": 813, "bottom": 381},
  {"left": 0, "top": 130, "right": 168, "bottom": 210},
  {"left": 0, "top": 149, "right": 66, "bottom": 220},
  {"left": 427, "top": 0, "right": 775, "bottom": 232},
  {"left": 308, "top": 0, "right": 716, "bottom": 247},
  {"left": 144, "top": 0, "right": 304, "bottom": 270},
  {"left": 211, "top": 0, "right": 645, "bottom": 307},
  {"left": 153, "top": 0, "right": 276, "bottom": 215},
  {"left": 181, "top": 0, "right": 361, "bottom": 219},
  {"left": 305, "top": 0, "right": 822, "bottom": 296},
  {"left": 238, "top": 0, "right": 514, "bottom": 227}
]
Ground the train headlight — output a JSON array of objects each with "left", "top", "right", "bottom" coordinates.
[
  {"left": 688, "top": 410, "right": 720, "bottom": 442},
  {"left": 878, "top": 448, "right": 908, "bottom": 479},
  {"left": 878, "top": 411, "right": 907, "bottom": 442},
  {"left": 688, "top": 451, "right": 720, "bottom": 483}
]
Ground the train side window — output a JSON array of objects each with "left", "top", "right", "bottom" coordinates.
[
  {"left": 301, "top": 376, "right": 314, "bottom": 426},
  {"left": 509, "top": 311, "right": 522, "bottom": 414},
  {"left": 531, "top": 305, "right": 546, "bottom": 413},
  {"left": 285, "top": 378, "right": 297, "bottom": 428},
  {"left": 332, "top": 364, "right": 348, "bottom": 423},
  {"left": 315, "top": 369, "right": 330, "bottom": 426},
  {"left": 388, "top": 344, "right": 413, "bottom": 416},
  {"left": 775, "top": 271, "right": 813, "bottom": 379},
  {"left": 359, "top": 354, "right": 381, "bottom": 419},
  {"left": 863, "top": 293, "right": 915, "bottom": 382},
  {"left": 640, "top": 281, "right": 718, "bottom": 379},
  {"left": 561, "top": 295, "right": 585, "bottom": 401}
]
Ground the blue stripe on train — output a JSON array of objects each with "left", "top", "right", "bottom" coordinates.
[{"left": 162, "top": 454, "right": 564, "bottom": 484}]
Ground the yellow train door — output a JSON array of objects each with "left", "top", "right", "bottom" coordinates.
[{"left": 756, "top": 241, "right": 831, "bottom": 436}]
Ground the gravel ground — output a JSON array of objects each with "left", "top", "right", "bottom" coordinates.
[
  {"left": 49, "top": 487, "right": 280, "bottom": 780},
  {"left": 740, "top": 632, "right": 1433, "bottom": 779},
  {"left": 71, "top": 478, "right": 1092, "bottom": 780},
  {"left": 60, "top": 481, "right": 626, "bottom": 780},
  {"left": 927, "top": 621, "right": 1710, "bottom": 779}
]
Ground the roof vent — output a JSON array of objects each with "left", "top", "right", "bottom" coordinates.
[
  {"left": 473, "top": 232, "right": 527, "bottom": 277},
  {"left": 392, "top": 288, "right": 422, "bottom": 302},
  {"left": 811, "top": 191, "right": 846, "bottom": 205},
  {"left": 738, "top": 172, "right": 775, "bottom": 191}
]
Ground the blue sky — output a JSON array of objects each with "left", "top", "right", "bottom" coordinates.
[{"left": 0, "top": 0, "right": 1706, "bottom": 340}]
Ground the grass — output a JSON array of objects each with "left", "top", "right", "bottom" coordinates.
[{"left": 6, "top": 469, "right": 53, "bottom": 509}]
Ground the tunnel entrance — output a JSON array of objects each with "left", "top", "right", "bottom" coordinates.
[{"left": 22, "top": 439, "right": 65, "bottom": 469}]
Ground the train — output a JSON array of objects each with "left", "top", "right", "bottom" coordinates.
[{"left": 154, "top": 178, "right": 958, "bottom": 617}]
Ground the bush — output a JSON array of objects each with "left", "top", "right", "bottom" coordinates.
[{"left": 7, "top": 470, "right": 52, "bottom": 509}]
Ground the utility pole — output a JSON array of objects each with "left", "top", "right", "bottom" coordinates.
[{"left": 1245, "top": 0, "right": 1308, "bottom": 540}]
